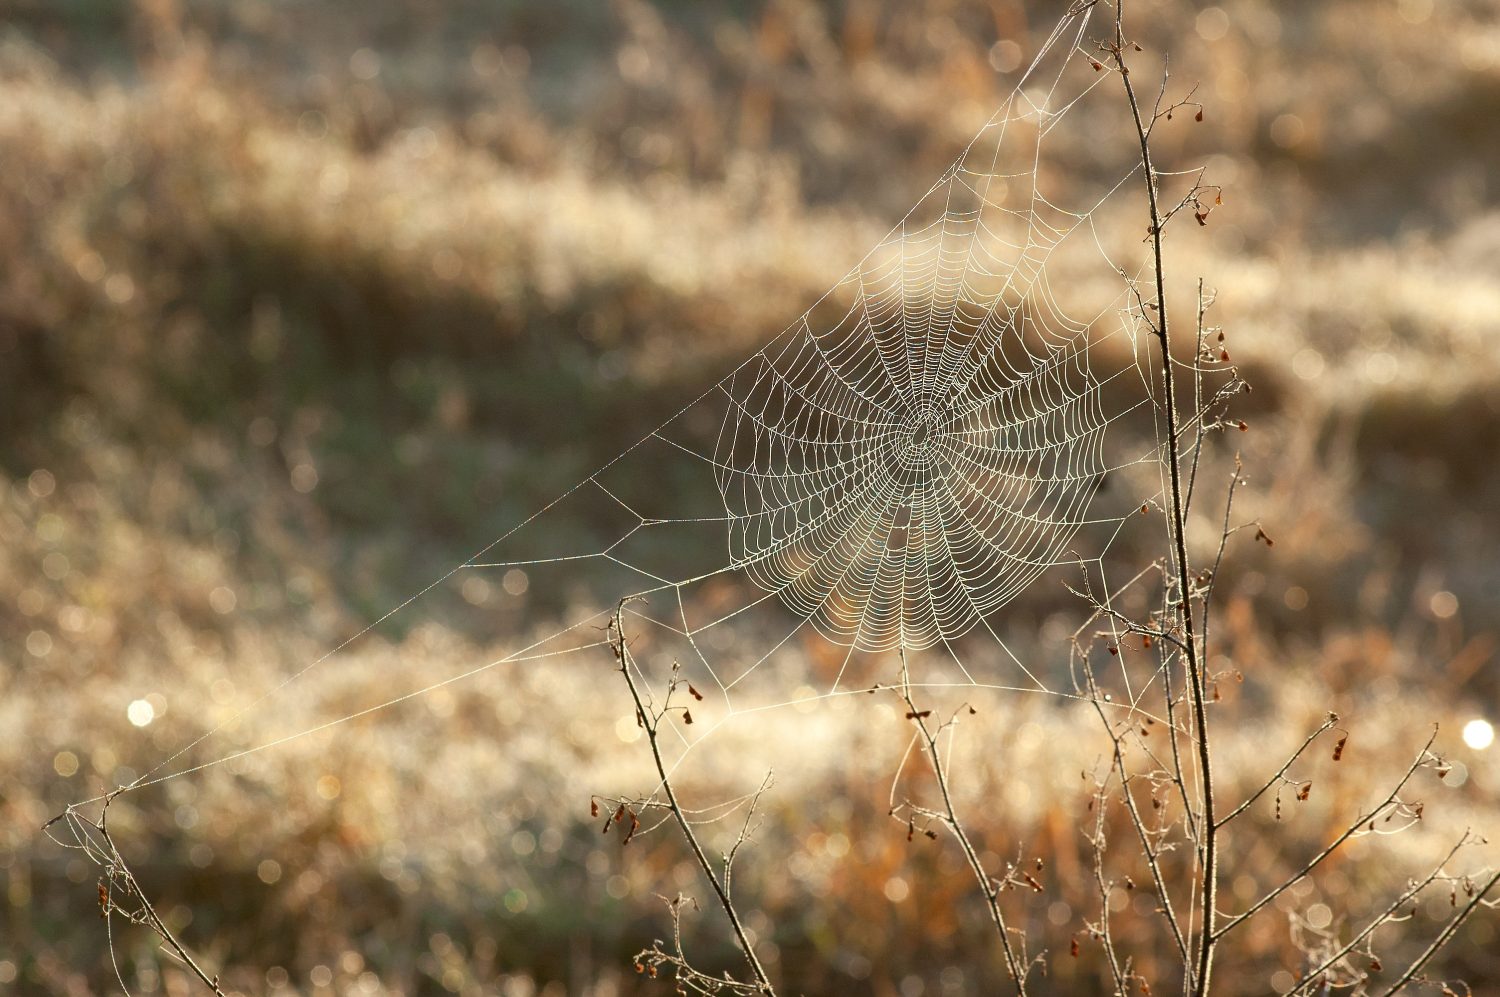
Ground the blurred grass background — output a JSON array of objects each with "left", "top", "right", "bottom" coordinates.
[{"left": 3, "top": 0, "right": 1500, "bottom": 994}]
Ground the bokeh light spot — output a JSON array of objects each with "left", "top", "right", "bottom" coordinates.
[
  {"left": 53, "top": 750, "right": 79, "bottom": 777},
  {"left": 127, "top": 699, "right": 155, "bottom": 727},
  {"left": 1462, "top": 719, "right": 1494, "bottom": 751}
]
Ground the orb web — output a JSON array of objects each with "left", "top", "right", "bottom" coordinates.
[
  {"left": 715, "top": 227, "right": 1110, "bottom": 651},
  {"left": 56, "top": 2, "right": 1185, "bottom": 887}
]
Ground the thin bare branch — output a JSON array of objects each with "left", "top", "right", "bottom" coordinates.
[
  {"left": 1214, "top": 730, "right": 1439, "bottom": 942},
  {"left": 1376, "top": 869, "right": 1500, "bottom": 997},
  {"left": 1108, "top": 6, "right": 1220, "bottom": 992},
  {"left": 897, "top": 652, "right": 1029, "bottom": 994},
  {"left": 611, "top": 602, "right": 776, "bottom": 995},
  {"left": 1216, "top": 716, "right": 1340, "bottom": 830}
]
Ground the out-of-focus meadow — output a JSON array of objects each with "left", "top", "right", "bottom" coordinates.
[{"left": 4, "top": 0, "right": 1500, "bottom": 994}]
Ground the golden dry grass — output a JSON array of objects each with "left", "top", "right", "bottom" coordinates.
[{"left": 3, "top": 1, "right": 1500, "bottom": 994}]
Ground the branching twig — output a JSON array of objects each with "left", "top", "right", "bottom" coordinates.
[
  {"left": 895, "top": 653, "right": 1029, "bottom": 994},
  {"left": 1376, "top": 869, "right": 1500, "bottom": 997},
  {"left": 1216, "top": 715, "right": 1341, "bottom": 830},
  {"left": 1214, "top": 731, "right": 1439, "bottom": 942},
  {"left": 1107, "top": 7, "right": 1219, "bottom": 993},
  {"left": 610, "top": 601, "right": 776, "bottom": 995},
  {"left": 1289, "top": 834, "right": 1475, "bottom": 994},
  {"left": 44, "top": 793, "right": 228, "bottom": 996}
]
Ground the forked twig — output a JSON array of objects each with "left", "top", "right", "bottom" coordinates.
[
  {"left": 1108, "top": 5, "right": 1219, "bottom": 992},
  {"left": 1376, "top": 869, "right": 1500, "bottom": 996},
  {"left": 610, "top": 600, "right": 776, "bottom": 995},
  {"left": 895, "top": 652, "right": 1029, "bottom": 994},
  {"left": 1216, "top": 715, "right": 1341, "bottom": 830},
  {"left": 45, "top": 793, "right": 228, "bottom": 996},
  {"left": 1214, "top": 731, "right": 1439, "bottom": 942}
]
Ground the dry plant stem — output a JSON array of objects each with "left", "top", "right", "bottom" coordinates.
[
  {"left": 1214, "top": 730, "right": 1438, "bottom": 941},
  {"left": 1290, "top": 835, "right": 1471, "bottom": 994},
  {"left": 610, "top": 603, "right": 776, "bottom": 995},
  {"left": 1215, "top": 716, "right": 1338, "bottom": 829},
  {"left": 1087, "top": 684, "right": 1192, "bottom": 970},
  {"left": 898, "top": 656, "right": 1028, "bottom": 994},
  {"left": 1196, "top": 457, "right": 1243, "bottom": 658},
  {"left": 1089, "top": 781, "right": 1131, "bottom": 996},
  {"left": 74, "top": 794, "right": 228, "bottom": 996},
  {"left": 1110, "top": 6, "right": 1218, "bottom": 993},
  {"left": 1377, "top": 869, "right": 1500, "bottom": 997}
]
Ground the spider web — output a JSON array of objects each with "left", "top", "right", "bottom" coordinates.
[{"left": 58, "top": 1, "right": 1199, "bottom": 950}]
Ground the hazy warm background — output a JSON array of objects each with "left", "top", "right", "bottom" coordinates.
[{"left": 4, "top": 0, "right": 1499, "bottom": 994}]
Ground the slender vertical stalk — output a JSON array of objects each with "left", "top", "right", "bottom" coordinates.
[
  {"left": 897, "top": 656, "right": 1028, "bottom": 993},
  {"left": 611, "top": 604, "right": 776, "bottom": 994},
  {"left": 1110, "top": 7, "right": 1219, "bottom": 993}
]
